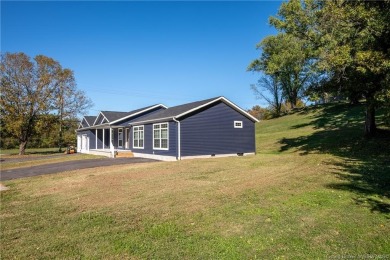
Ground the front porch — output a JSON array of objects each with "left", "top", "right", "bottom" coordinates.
[
  {"left": 78, "top": 126, "right": 132, "bottom": 158},
  {"left": 87, "top": 149, "right": 134, "bottom": 158}
]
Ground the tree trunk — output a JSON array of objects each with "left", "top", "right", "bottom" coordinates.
[
  {"left": 19, "top": 141, "right": 28, "bottom": 155},
  {"left": 364, "top": 98, "right": 376, "bottom": 137},
  {"left": 58, "top": 124, "right": 63, "bottom": 153}
]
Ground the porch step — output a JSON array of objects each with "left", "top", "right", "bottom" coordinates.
[{"left": 115, "top": 151, "right": 134, "bottom": 158}]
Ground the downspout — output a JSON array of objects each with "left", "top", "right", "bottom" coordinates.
[{"left": 173, "top": 118, "right": 181, "bottom": 160}]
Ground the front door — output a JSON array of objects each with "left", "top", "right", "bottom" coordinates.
[{"left": 125, "top": 128, "right": 129, "bottom": 149}]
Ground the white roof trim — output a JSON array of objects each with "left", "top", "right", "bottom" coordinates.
[
  {"left": 82, "top": 117, "right": 91, "bottom": 127},
  {"left": 93, "top": 112, "right": 110, "bottom": 126},
  {"left": 76, "top": 123, "right": 110, "bottom": 131},
  {"left": 109, "top": 104, "right": 167, "bottom": 125},
  {"left": 129, "top": 116, "right": 174, "bottom": 126},
  {"left": 175, "top": 97, "right": 259, "bottom": 122}
]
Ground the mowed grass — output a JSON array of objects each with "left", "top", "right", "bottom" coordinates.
[
  {"left": 0, "top": 147, "right": 61, "bottom": 155},
  {"left": 1, "top": 103, "right": 389, "bottom": 259},
  {"left": 0, "top": 154, "right": 105, "bottom": 171}
]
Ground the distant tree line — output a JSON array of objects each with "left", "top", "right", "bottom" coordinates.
[
  {"left": 0, "top": 52, "right": 92, "bottom": 154},
  {"left": 0, "top": 115, "right": 79, "bottom": 150},
  {"left": 248, "top": 0, "right": 390, "bottom": 136}
]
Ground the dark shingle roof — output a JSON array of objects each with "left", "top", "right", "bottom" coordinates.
[
  {"left": 100, "top": 104, "right": 164, "bottom": 123},
  {"left": 131, "top": 97, "right": 220, "bottom": 123},
  {"left": 100, "top": 111, "right": 130, "bottom": 122},
  {"left": 84, "top": 116, "right": 96, "bottom": 126}
]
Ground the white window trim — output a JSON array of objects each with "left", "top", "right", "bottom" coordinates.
[
  {"left": 133, "top": 125, "right": 144, "bottom": 149},
  {"left": 234, "top": 121, "right": 243, "bottom": 128},
  {"left": 153, "top": 122, "right": 169, "bottom": 150},
  {"left": 118, "top": 128, "right": 123, "bottom": 148}
]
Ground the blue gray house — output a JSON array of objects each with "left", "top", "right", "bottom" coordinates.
[{"left": 77, "top": 97, "right": 258, "bottom": 161}]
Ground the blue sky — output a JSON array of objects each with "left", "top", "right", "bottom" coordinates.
[{"left": 2, "top": 1, "right": 281, "bottom": 116}]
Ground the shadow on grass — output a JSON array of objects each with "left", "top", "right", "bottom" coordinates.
[{"left": 279, "top": 103, "right": 390, "bottom": 214}]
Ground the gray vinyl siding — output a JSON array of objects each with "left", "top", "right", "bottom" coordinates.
[
  {"left": 103, "top": 129, "right": 110, "bottom": 149},
  {"left": 95, "top": 129, "right": 104, "bottom": 149},
  {"left": 131, "top": 121, "right": 177, "bottom": 157},
  {"left": 180, "top": 102, "right": 256, "bottom": 157},
  {"left": 93, "top": 129, "right": 108, "bottom": 149},
  {"left": 113, "top": 129, "right": 118, "bottom": 148},
  {"left": 77, "top": 129, "right": 97, "bottom": 150}
]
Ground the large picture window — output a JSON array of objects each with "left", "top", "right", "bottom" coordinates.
[
  {"left": 153, "top": 123, "right": 169, "bottom": 150},
  {"left": 133, "top": 126, "right": 144, "bottom": 149}
]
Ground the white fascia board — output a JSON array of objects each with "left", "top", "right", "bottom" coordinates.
[
  {"left": 219, "top": 97, "right": 260, "bottom": 122},
  {"left": 94, "top": 123, "right": 110, "bottom": 128},
  {"left": 174, "top": 97, "right": 221, "bottom": 119},
  {"left": 128, "top": 116, "right": 174, "bottom": 126},
  {"left": 109, "top": 104, "right": 168, "bottom": 125},
  {"left": 76, "top": 126, "right": 89, "bottom": 132},
  {"left": 175, "top": 96, "right": 259, "bottom": 122},
  {"left": 79, "top": 123, "right": 110, "bottom": 131},
  {"left": 82, "top": 117, "right": 90, "bottom": 127},
  {"left": 92, "top": 112, "right": 110, "bottom": 126}
]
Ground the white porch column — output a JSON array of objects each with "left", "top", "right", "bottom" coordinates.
[
  {"left": 95, "top": 129, "right": 97, "bottom": 150},
  {"left": 110, "top": 127, "right": 114, "bottom": 158},
  {"left": 103, "top": 128, "right": 105, "bottom": 150}
]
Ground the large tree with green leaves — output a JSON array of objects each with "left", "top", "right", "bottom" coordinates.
[
  {"left": 248, "top": 31, "right": 316, "bottom": 109},
  {"left": 0, "top": 52, "right": 92, "bottom": 154},
  {"left": 269, "top": 0, "right": 390, "bottom": 136}
]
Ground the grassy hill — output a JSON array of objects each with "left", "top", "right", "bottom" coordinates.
[{"left": 1, "top": 103, "right": 389, "bottom": 259}]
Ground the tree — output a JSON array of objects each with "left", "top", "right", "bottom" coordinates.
[
  {"left": 247, "top": 105, "right": 273, "bottom": 120},
  {"left": 0, "top": 52, "right": 92, "bottom": 155},
  {"left": 269, "top": 0, "right": 390, "bottom": 136},
  {"left": 250, "top": 75, "right": 283, "bottom": 117},
  {"left": 248, "top": 33, "right": 316, "bottom": 109},
  {"left": 53, "top": 69, "right": 92, "bottom": 152}
]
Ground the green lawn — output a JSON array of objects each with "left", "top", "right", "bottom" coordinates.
[
  {"left": 1, "top": 103, "right": 389, "bottom": 259},
  {"left": 0, "top": 153, "right": 105, "bottom": 171},
  {"left": 0, "top": 147, "right": 61, "bottom": 155}
]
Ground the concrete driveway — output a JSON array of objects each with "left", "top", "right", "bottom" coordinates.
[{"left": 0, "top": 157, "right": 158, "bottom": 181}]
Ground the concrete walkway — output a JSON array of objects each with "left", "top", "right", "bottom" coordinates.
[{"left": 0, "top": 157, "right": 158, "bottom": 181}]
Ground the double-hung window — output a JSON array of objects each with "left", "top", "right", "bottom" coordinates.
[
  {"left": 153, "top": 123, "right": 168, "bottom": 150},
  {"left": 133, "top": 126, "right": 144, "bottom": 149}
]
